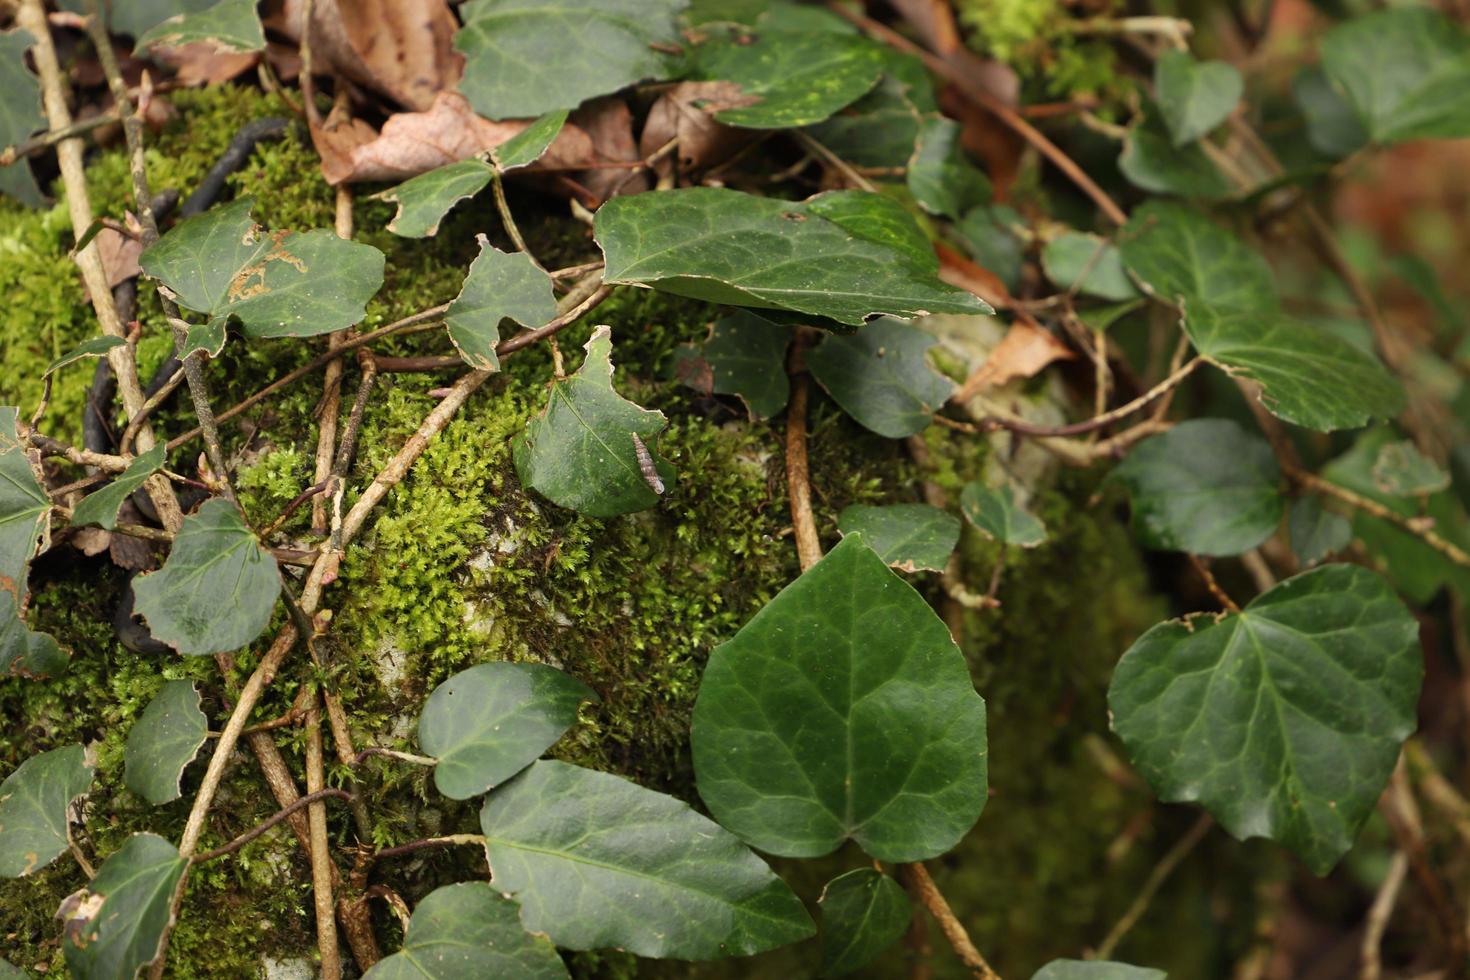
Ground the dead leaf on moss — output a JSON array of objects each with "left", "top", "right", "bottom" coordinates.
[{"left": 149, "top": 42, "right": 260, "bottom": 86}]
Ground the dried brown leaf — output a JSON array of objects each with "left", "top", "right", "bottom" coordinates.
[
  {"left": 964, "top": 320, "right": 1074, "bottom": 392},
  {"left": 571, "top": 97, "right": 648, "bottom": 202},
  {"left": 639, "top": 81, "right": 756, "bottom": 180},
  {"left": 149, "top": 42, "right": 260, "bottom": 86}
]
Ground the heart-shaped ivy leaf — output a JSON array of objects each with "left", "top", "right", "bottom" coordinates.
[
  {"left": 1032, "top": 962, "right": 1167, "bottom": 980},
  {"left": 0, "top": 406, "right": 63, "bottom": 679},
  {"left": 596, "top": 187, "right": 990, "bottom": 326},
  {"left": 806, "top": 318, "right": 955, "bottom": 438},
  {"left": 381, "top": 160, "right": 495, "bottom": 238},
  {"left": 132, "top": 498, "right": 280, "bottom": 655},
  {"left": 960, "top": 483, "right": 1048, "bottom": 548},
  {"left": 363, "top": 882, "right": 569, "bottom": 980},
  {"left": 418, "top": 662, "right": 596, "bottom": 800},
  {"left": 134, "top": 0, "right": 264, "bottom": 52},
  {"left": 672, "top": 311, "right": 791, "bottom": 420},
  {"left": 445, "top": 240, "right": 559, "bottom": 371},
  {"left": 61, "top": 834, "right": 187, "bottom": 980},
  {"left": 691, "top": 534, "right": 988, "bottom": 861},
  {"left": 514, "top": 326, "right": 674, "bottom": 518},
  {"left": 124, "top": 680, "right": 208, "bottom": 806},
  {"left": 1109, "top": 563, "right": 1422, "bottom": 875},
  {"left": 479, "top": 759, "right": 815, "bottom": 958},
  {"left": 1154, "top": 50, "right": 1243, "bottom": 146},
  {"left": 818, "top": 869, "right": 912, "bottom": 977},
  {"left": 71, "top": 445, "right": 166, "bottom": 532},
  {"left": 0, "top": 744, "right": 93, "bottom": 878},
  {"left": 1118, "top": 103, "right": 1231, "bottom": 200},
  {"left": 836, "top": 503, "right": 959, "bottom": 573}
]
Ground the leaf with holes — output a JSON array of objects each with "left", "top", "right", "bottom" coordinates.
[
  {"left": 692, "top": 534, "right": 987, "bottom": 861},
  {"left": 1371, "top": 440, "right": 1450, "bottom": 496},
  {"left": 381, "top": 160, "right": 495, "bottom": 238},
  {"left": 0, "top": 744, "right": 93, "bottom": 878},
  {"left": 445, "top": 241, "right": 559, "bottom": 371},
  {"left": 480, "top": 760, "right": 815, "bottom": 958},
  {"left": 818, "top": 869, "right": 911, "bottom": 977},
  {"left": 61, "top": 834, "right": 187, "bottom": 980},
  {"left": 135, "top": 0, "right": 264, "bottom": 52},
  {"left": 807, "top": 318, "right": 954, "bottom": 438},
  {"left": 960, "top": 483, "right": 1048, "bottom": 549},
  {"left": 139, "top": 197, "right": 384, "bottom": 342},
  {"left": 71, "top": 446, "right": 166, "bottom": 532},
  {"left": 1, "top": 406, "right": 63, "bottom": 679},
  {"left": 418, "top": 662, "right": 595, "bottom": 800},
  {"left": 836, "top": 504, "right": 959, "bottom": 573},
  {"left": 906, "top": 117, "right": 991, "bottom": 219},
  {"left": 124, "top": 680, "right": 208, "bottom": 806},
  {"left": 514, "top": 326, "right": 674, "bottom": 518},
  {"left": 672, "top": 310, "right": 791, "bottom": 420},
  {"left": 1154, "top": 50, "right": 1242, "bottom": 146},
  {"left": 132, "top": 498, "right": 280, "bottom": 655},
  {"left": 364, "top": 882, "right": 569, "bottom": 980},
  {"left": 1041, "top": 232, "right": 1139, "bottom": 302},
  {"left": 1108, "top": 563, "right": 1422, "bottom": 874}
]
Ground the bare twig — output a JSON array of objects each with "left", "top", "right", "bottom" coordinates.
[
  {"left": 491, "top": 176, "right": 544, "bottom": 270},
  {"left": 0, "top": 108, "right": 121, "bottom": 166},
  {"left": 353, "top": 746, "right": 436, "bottom": 767},
  {"left": 1293, "top": 470, "right": 1470, "bottom": 569},
  {"left": 1359, "top": 851, "right": 1409, "bottom": 980},
  {"left": 963, "top": 359, "right": 1202, "bottom": 436},
  {"left": 371, "top": 834, "right": 487, "bottom": 863},
  {"left": 785, "top": 373, "right": 822, "bottom": 573},
  {"left": 192, "top": 789, "right": 352, "bottom": 863},
  {"left": 898, "top": 863, "right": 1001, "bottom": 980},
  {"left": 1094, "top": 813, "right": 1214, "bottom": 959},
  {"left": 1189, "top": 556, "right": 1242, "bottom": 613},
  {"left": 305, "top": 702, "right": 342, "bottom": 980}
]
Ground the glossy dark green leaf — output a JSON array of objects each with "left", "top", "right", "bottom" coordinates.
[
  {"left": 673, "top": 311, "right": 791, "bottom": 420},
  {"left": 1118, "top": 104, "right": 1231, "bottom": 199},
  {"left": 805, "top": 55, "right": 931, "bottom": 169},
  {"left": 419, "top": 662, "right": 595, "bottom": 800},
  {"left": 363, "top": 882, "right": 568, "bottom": 980},
  {"left": 71, "top": 446, "right": 166, "bottom": 531},
  {"left": 906, "top": 116, "right": 991, "bottom": 219},
  {"left": 1032, "top": 962, "right": 1166, "bottom": 980},
  {"left": 445, "top": 241, "right": 559, "bottom": 371},
  {"left": 108, "top": 0, "right": 216, "bottom": 38},
  {"left": 134, "top": 0, "right": 264, "bottom": 52},
  {"left": 0, "top": 407, "right": 63, "bottom": 679},
  {"left": 493, "top": 110, "right": 570, "bottom": 170},
  {"left": 124, "top": 680, "right": 207, "bottom": 806},
  {"left": 959, "top": 483, "right": 1048, "bottom": 548},
  {"left": 1041, "top": 232, "right": 1139, "bottom": 302},
  {"left": 456, "top": 0, "right": 685, "bottom": 119},
  {"left": 818, "top": 869, "right": 911, "bottom": 977},
  {"left": 1120, "top": 201, "right": 1272, "bottom": 312},
  {"left": 596, "top": 187, "right": 989, "bottom": 326},
  {"left": 691, "top": 534, "right": 988, "bottom": 861},
  {"left": 0, "top": 29, "right": 43, "bottom": 207},
  {"left": 1292, "top": 67, "right": 1367, "bottom": 159},
  {"left": 1320, "top": 7, "right": 1470, "bottom": 145},
  {"left": 0, "top": 744, "right": 93, "bottom": 878},
  {"left": 44, "top": 337, "right": 127, "bottom": 377},
  {"left": 1371, "top": 439, "right": 1450, "bottom": 496},
  {"left": 956, "top": 205, "right": 1024, "bottom": 292},
  {"left": 139, "top": 197, "right": 384, "bottom": 341},
  {"left": 479, "top": 759, "right": 815, "bottom": 958},
  {"left": 1154, "top": 50, "right": 1242, "bottom": 146},
  {"left": 380, "top": 160, "right": 495, "bottom": 238},
  {"left": 1109, "top": 419, "right": 1281, "bottom": 556},
  {"left": 62, "top": 834, "right": 187, "bottom": 980},
  {"left": 132, "top": 498, "right": 280, "bottom": 655},
  {"left": 806, "top": 318, "right": 954, "bottom": 438},
  {"left": 1288, "top": 497, "right": 1351, "bottom": 567},
  {"left": 1109, "top": 563, "right": 1422, "bottom": 875},
  {"left": 837, "top": 503, "right": 959, "bottom": 573},
  {"left": 514, "top": 326, "right": 673, "bottom": 518}
]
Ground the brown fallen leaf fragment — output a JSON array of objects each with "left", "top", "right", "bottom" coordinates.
[
  {"left": 96, "top": 226, "right": 142, "bottom": 290},
  {"left": 72, "top": 527, "right": 113, "bottom": 557},
  {"left": 935, "top": 240, "right": 1012, "bottom": 312},
  {"left": 149, "top": 42, "right": 261, "bottom": 86},
  {"left": 571, "top": 97, "right": 648, "bottom": 202},
  {"left": 961, "top": 319, "right": 1075, "bottom": 395},
  {"left": 639, "top": 81, "right": 756, "bottom": 180}
]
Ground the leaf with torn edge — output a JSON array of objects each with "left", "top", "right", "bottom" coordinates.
[
  {"left": 380, "top": 159, "right": 495, "bottom": 238},
  {"left": 493, "top": 109, "right": 570, "bottom": 170},
  {"left": 418, "top": 662, "right": 596, "bottom": 800},
  {"left": 837, "top": 503, "right": 959, "bottom": 573},
  {"left": 135, "top": 0, "right": 265, "bottom": 53},
  {"left": 71, "top": 446, "right": 166, "bottom": 532},
  {"left": 445, "top": 240, "right": 559, "bottom": 371},
  {"left": 132, "top": 498, "right": 280, "bottom": 656},
  {"left": 0, "top": 406, "right": 64, "bottom": 679},
  {"left": 514, "top": 326, "right": 674, "bottom": 518},
  {"left": 818, "top": 868, "right": 911, "bottom": 977},
  {"left": 61, "top": 834, "right": 187, "bottom": 980},
  {"left": 673, "top": 311, "right": 791, "bottom": 420},
  {"left": 124, "top": 680, "right": 208, "bottom": 806},
  {"left": 960, "top": 483, "right": 1047, "bottom": 548},
  {"left": 0, "top": 744, "right": 93, "bottom": 878}
]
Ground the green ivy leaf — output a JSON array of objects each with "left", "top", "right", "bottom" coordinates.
[
  {"left": 817, "top": 869, "right": 911, "bottom": 977},
  {"left": 906, "top": 117, "right": 991, "bottom": 219},
  {"left": 494, "top": 109, "right": 570, "bottom": 170},
  {"left": 1119, "top": 201, "right": 1272, "bottom": 311},
  {"left": 107, "top": 0, "right": 216, "bottom": 38},
  {"left": 1041, "top": 232, "right": 1140, "bottom": 302},
  {"left": 132, "top": 498, "right": 280, "bottom": 655},
  {"left": 1109, "top": 419, "right": 1282, "bottom": 557},
  {"left": 1371, "top": 439, "right": 1450, "bottom": 496},
  {"left": 139, "top": 197, "right": 384, "bottom": 342},
  {"left": 479, "top": 759, "right": 815, "bottom": 958},
  {"left": 1320, "top": 7, "right": 1470, "bottom": 145},
  {"left": 1154, "top": 50, "right": 1242, "bottom": 146},
  {"left": 596, "top": 187, "right": 990, "bottom": 326},
  {"left": 418, "top": 662, "right": 596, "bottom": 800},
  {"left": 1292, "top": 67, "right": 1367, "bottom": 159},
  {"left": 124, "top": 680, "right": 208, "bottom": 806},
  {"left": 1118, "top": 104, "right": 1231, "bottom": 200},
  {"left": 1032, "top": 962, "right": 1167, "bottom": 980},
  {"left": 806, "top": 318, "right": 954, "bottom": 438},
  {"left": 837, "top": 503, "right": 959, "bottom": 573},
  {"left": 0, "top": 406, "right": 63, "bottom": 679},
  {"left": 672, "top": 311, "right": 791, "bottom": 420},
  {"left": 514, "top": 326, "right": 673, "bottom": 518},
  {"left": 380, "top": 160, "right": 495, "bottom": 239},
  {"left": 456, "top": 0, "right": 686, "bottom": 119},
  {"left": 0, "top": 28, "right": 44, "bottom": 207},
  {"left": 363, "top": 882, "right": 569, "bottom": 980},
  {"left": 1108, "top": 563, "right": 1422, "bottom": 875},
  {"left": 62, "top": 834, "right": 187, "bottom": 980},
  {"left": 956, "top": 205, "right": 1024, "bottom": 292},
  {"left": 71, "top": 446, "right": 166, "bottom": 531},
  {"left": 805, "top": 55, "right": 932, "bottom": 169},
  {"left": 44, "top": 337, "right": 127, "bottom": 377},
  {"left": 1288, "top": 497, "right": 1351, "bottom": 567},
  {"left": 0, "top": 744, "right": 93, "bottom": 878},
  {"left": 134, "top": 0, "right": 264, "bottom": 52},
  {"left": 959, "top": 483, "right": 1048, "bottom": 548},
  {"left": 691, "top": 534, "right": 988, "bottom": 861},
  {"left": 445, "top": 241, "right": 559, "bottom": 371}
]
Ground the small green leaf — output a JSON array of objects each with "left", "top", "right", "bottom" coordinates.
[
  {"left": 906, "top": 117, "right": 991, "bottom": 219},
  {"left": 182, "top": 320, "right": 227, "bottom": 360},
  {"left": 1288, "top": 497, "right": 1351, "bottom": 567},
  {"left": 514, "top": 326, "right": 674, "bottom": 518},
  {"left": 0, "top": 744, "right": 93, "bottom": 878},
  {"left": 44, "top": 337, "right": 126, "bottom": 377},
  {"left": 380, "top": 160, "right": 495, "bottom": 239},
  {"left": 493, "top": 110, "right": 570, "bottom": 171},
  {"left": 456, "top": 0, "right": 685, "bottom": 118},
  {"left": 1154, "top": 50, "right": 1242, "bottom": 146},
  {"left": 1109, "top": 419, "right": 1282, "bottom": 557},
  {"left": 818, "top": 869, "right": 911, "bottom": 977},
  {"left": 363, "top": 882, "right": 569, "bottom": 980},
  {"left": 596, "top": 187, "right": 989, "bottom": 326},
  {"left": 1118, "top": 104, "right": 1231, "bottom": 199},
  {"left": 0, "top": 406, "right": 63, "bottom": 679},
  {"left": 124, "top": 680, "right": 207, "bottom": 806},
  {"left": 445, "top": 240, "right": 559, "bottom": 371},
  {"left": 134, "top": 0, "right": 264, "bottom": 52},
  {"left": 806, "top": 318, "right": 954, "bottom": 439},
  {"left": 71, "top": 446, "right": 166, "bottom": 532},
  {"left": 480, "top": 759, "right": 815, "bottom": 958},
  {"left": 139, "top": 197, "right": 384, "bottom": 341},
  {"left": 1292, "top": 67, "right": 1367, "bottom": 159},
  {"left": 1119, "top": 201, "right": 1273, "bottom": 312},
  {"left": 956, "top": 205, "right": 1024, "bottom": 292},
  {"left": 959, "top": 483, "right": 1048, "bottom": 548},
  {"left": 1032, "top": 962, "right": 1167, "bottom": 980},
  {"left": 1371, "top": 439, "right": 1450, "bottom": 496},
  {"left": 837, "top": 503, "right": 959, "bottom": 573},
  {"left": 805, "top": 55, "right": 931, "bottom": 169},
  {"left": 1041, "top": 232, "right": 1139, "bottom": 302},
  {"left": 61, "top": 834, "right": 187, "bottom": 980},
  {"left": 132, "top": 498, "right": 280, "bottom": 656},
  {"left": 673, "top": 311, "right": 791, "bottom": 420},
  {"left": 1109, "top": 563, "right": 1423, "bottom": 875},
  {"left": 0, "top": 28, "right": 44, "bottom": 207},
  {"left": 692, "top": 534, "right": 988, "bottom": 861},
  {"left": 418, "top": 662, "right": 596, "bottom": 800}
]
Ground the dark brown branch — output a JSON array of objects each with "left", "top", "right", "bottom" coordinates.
[{"left": 192, "top": 789, "right": 352, "bottom": 863}]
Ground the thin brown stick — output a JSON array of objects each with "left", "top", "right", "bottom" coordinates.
[
  {"left": 898, "top": 863, "right": 1001, "bottom": 980},
  {"left": 312, "top": 171, "right": 355, "bottom": 532},
  {"left": 964, "top": 359, "right": 1201, "bottom": 435},
  {"left": 119, "top": 366, "right": 186, "bottom": 455},
  {"left": 1293, "top": 470, "right": 1470, "bottom": 569},
  {"left": 1378, "top": 761, "right": 1465, "bottom": 961},
  {"left": 192, "top": 789, "right": 351, "bottom": 863},
  {"left": 785, "top": 374, "right": 822, "bottom": 573},
  {"left": 259, "top": 480, "right": 329, "bottom": 539},
  {"left": 305, "top": 702, "right": 342, "bottom": 980},
  {"left": 1359, "top": 851, "right": 1408, "bottom": 980},
  {"left": 353, "top": 746, "right": 437, "bottom": 767},
  {"left": 491, "top": 176, "right": 544, "bottom": 270},
  {"left": 0, "top": 108, "right": 120, "bottom": 166},
  {"left": 1188, "top": 556, "right": 1242, "bottom": 613},
  {"left": 371, "top": 834, "right": 487, "bottom": 863},
  {"left": 1094, "top": 813, "right": 1213, "bottom": 959},
  {"left": 792, "top": 129, "right": 879, "bottom": 193}
]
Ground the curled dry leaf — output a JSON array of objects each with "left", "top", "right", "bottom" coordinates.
[
  {"left": 638, "top": 81, "right": 756, "bottom": 180},
  {"left": 569, "top": 97, "right": 647, "bottom": 202},
  {"left": 962, "top": 320, "right": 1074, "bottom": 393}
]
